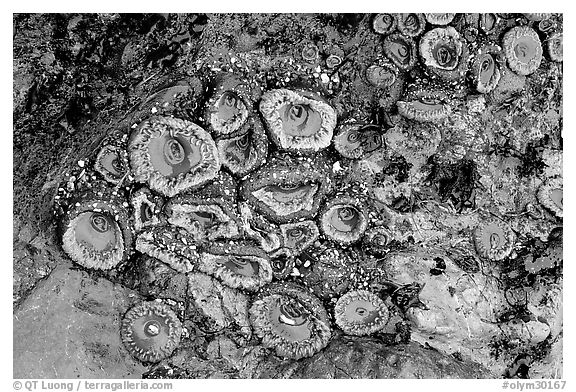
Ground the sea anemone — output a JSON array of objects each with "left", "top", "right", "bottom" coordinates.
[
  {"left": 473, "top": 218, "right": 515, "bottom": 261},
  {"left": 397, "top": 13, "right": 426, "bottom": 37},
  {"left": 128, "top": 116, "right": 220, "bottom": 197},
  {"left": 424, "top": 13, "right": 456, "bottom": 25},
  {"left": 301, "top": 42, "right": 319, "bottom": 63},
  {"left": 372, "top": 13, "right": 396, "bottom": 35},
  {"left": 94, "top": 144, "right": 130, "bottom": 185},
  {"left": 363, "top": 226, "right": 394, "bottom": 256},
  {"left": 280, "top": 220, "right": 319, "bottom": 255},
  {"left": 204, "top": 74, "right": 257, "bottom": 137},
  {"left": 240, "top": 152, "right": 333, "bottom": 223},
  {"left": 397, "top": 86, "right": 451, "bottom": 122},
  {"left": 547, "top": 32, "right": 563, "bottom": 62},
  {"left": 333, "top": 123, "right": 383, "bottom": 159},
  {"left": 135, "top": 225, "right": 200, "bottom": 273},
  {"left": 215, "top": 115, "right": 268, "bottom": 177},
  {"left": 269, "top": 249, "right": 296, "bottom": 280},
  {"left": 130, "top": 187, "right": 165, "bottom": 232},
  {"left": 165, "top": 194, "right": 241, "bottom": 242},
  {"left": 121, "top": 301, "right": 182, "bottom": 363},
  {"left": 419, "top": 27, "right": 469, "bottom": 81},
  {"left": 470, "top": 44, "right": 503, "bottom": 94},
  {"left": 319, "top": 195, "right": 368, "bottom": 245},
  {"left": 61, "top": 185, "right": 132, "bottom": 270},
  {"left": 259, "top": 89, "right": 337, "bottom": 154},
  {"left": 238, "top": 202, "right": 283, "bottom": 253},
  {"left": 502, "top": 26, "right": 543, "bottom": 76},
  {"left": 249, "top": 282, "right": 331, "bottom": 359},
  {"left": 365, "top": 59, "right": 406, "bottom": 110},
  {"left": 334, "top": 290, "right": 389, "bottom": 336},
  {"left": 383, "top": 33, "right": 417, "bottom": 71},
  {"left": 537, "top": 177, "right": 563, "bottom": 218},
  {"left": 325, "top": 54, "right": 343, "bottom": 69},
  {"left": 523, "top": 13, "right": 552, "bottom": 21},
  {"left": 198, "top": 242, "right": 273, "bottom": 292}
]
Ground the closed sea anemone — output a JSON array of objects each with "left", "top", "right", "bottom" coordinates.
[
  {"left": 240, "top": 152, "right": 333, "bottom": 223},
  {"left": 334, "top": 289, "right": 389, "bottom": 336},
  {"left": 130, "top": 188, "right": 165, "bottom": 232},
  {"left": 94, "top": 144, "right": 130, "bottom": 185},
  {"left": 333, "top": 123, "right": 383, "bottom": 159},
  {"left": 280, "top": 220, "right": 319, "bottom": 255},
  {"left": 249, "top": 282, "right": 331, "bottom": 359},
  {"left": 424, "top": 13, "right": 456, "bottom": 25},
  {"left": 470, "top": 44, "right": 503, "bottom": 94},
  {"left": 502, "top": 26, "right": 543, "bottom": 76},
  {"left": 537, "top": 177, "right": 563, "bottom": 218},
  {"left": 198, "top": 242, "right": 273, "bottom": 292},
  {"left": 397, "top": 13, "right": 425, "bottom": 37},
  {"left": 319, "top": 195, "right": 368, "bottom": 245},
  {"left": 135, "top": 225, "right": 200, "bottom": 273},
  {"left": 128, "top": 116, "right": 220, "bottom": 197},
  {"left": 547, "top": 32, "right": 563, "bottom": 62},
  {"left": 419, "top": 27, "right": 469, "bottom": 81},
  {"left": 473, "top": 218, "right": 515, "bottom": 261},
  {"left": 372, "top": 13, "right": 396, "bottom": 35},
  {"left": 397, "top": 85, "right": 451, "bottom": 122},
  {"left": 121, "top": 301, "right": 182, "bottom": 363},
  {"left": 61, "top": 184, "right": 132, "bottom": 270},
  {"left": 365, "top": 59, "right": 406, "bottom": 110},
  {"left": 259, "top": 89, "right": 337, "bottom": 154},
  {"left": 383, "top": 33, "right": 417, "bottom": 71}
]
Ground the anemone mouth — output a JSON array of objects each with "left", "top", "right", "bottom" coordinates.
[
  {"left": 209, "top": 90, "right": 249, "bottom": 136},
  {"left": 420, "top": 27, "right": 463, "bottom": 72},
  {"left": 198, "top": 244, "right": 273, "bottom": 291},
  {"left": 537, "top": 178, "right": 563, "bottom": 218},
  {"left": 384, "top": 34, "right": 417, "bottom": 71},
  {"left": 473, "top": 218, "right": 515, "bottom": 261},
  {"left": 320, "top": 197, "right": 368, "bottom": 244},
  {"left": 397, "top": 89, "right": 451, "bottom": 122},
  {"left": 334, "top": 290, "right": 389, "bottom": 336},
  {"left": 259, "top": 89, "right": 336, "bottom": 153},
  {"left": 366, "top": 63, "right": 398, "bottom": 89},
  {"left": 424, "top": 13, "right": 456, "bottom": 25},
  {"left": 129, "top": 116, "right": 220, "bottom": 197},
  {"left": 166, "top": 200, "right": 240, "bottom": 241},
  {"left": 249, "top": 290, "right": 331, "bottom": 359},
  {"left": 372, "top": 13, "right": 396, "bottom": 35},
  {"left": 135, "top": 226, "right": 200, "bottom": 273},
  {"left": 130, "top": 188, "right": 164, "bottom": 232},
  {"left": 94, "top": 145, "right": 129, "bottom": 184},
  {"left": 503, "top": 26, "right": 543, "bottom": 76},
  {"left": 252, "top": 182, "right": 320, "bottom": 218},
  {"left": 280, "top": 220, "right": 319, "bottom": 254},
  {"left": 398, "top": 13, "right": 425, "bottom": 37},
  {"left": 472, "top": 45, "right": 502, "bottom": 94},
  {"left": 121, "top": 301, "right": 182, "bottom": 363},
  {"left": 548, "top": 32, "right": 563, "bottom": 62},
  {"left": 334, "top": 124, "right": 383, "bottom": 159}
]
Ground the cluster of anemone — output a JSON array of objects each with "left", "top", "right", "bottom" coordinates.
[
  {"left": 197, "top": 242, "right": 273, "bottom": 291},
  {"left": 259, "top": 89, "right": 337, "bottom": 154},
  {"left": 319, "top": 195, "right": 368, "bottom": 245},
  {"left": 470, "top": 43, "right": 503, "bottom": 94},
  {"left": 502, "top": 26, "right": 543, "bottom": 76},
  {"left": 472, "top": 218, "right": 515, "bottom": 261},
  {"left": 61, "top": 183, "right": 132, "bottom": 271},
  {"left": 397, "top": 83, "right": 452, "bottom": 123},
  {"left": 419, "top": 26, "right": 469, "bottom": 81},
  {"left": 128, "top": 116, "right": 220, "bottom": 197},
  {"left": 334, "top": 290, "right": 389, "bottom": 336},
  {"left": 333, "top": 122, "right": 384, "bottom": 159},
  {"left": 249, "top": 283, "right": 331, "bottom": 359},
  {"left": 121, "top": 301, "right": 182, "bottom": 363},
  {"left": 383, "top": 33, "right": 417, "bottom": 71},
  {"left": 537, "top": 177, "right": 563, "bottom": 218}
]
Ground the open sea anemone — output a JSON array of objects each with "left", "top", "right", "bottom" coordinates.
[
  {"left": 424, "top": 13, "right": 456, "bottom": 25},
  {"left": 537, "top": 177, "right": 563, "bottom": 218},
  {"left": 419, "top": 27, "right": 469, "bottom": 81},
  {"left": 94, "top": 144, "right": 130, "bottom": 185},
  {"left": 372, "top": 13, "right": 396, "bottom": 35},
  {"left": 128, "top": 116, "right": 220, "bottom": 197},
  {"left": 280, "top": 220, "right": 319, "bottom": 255},
  {"left": 470, "top": 44, "right": 503, "bottom": 94},
  {"left": 334, "top": 289, "right": 389, "bottom": 336},
  {"left": 121, "top": 301, "right": 182, "bottom": 363},
  {"left": 334, "top": 123, "right": 383, "bottom": 159},
  {"left": 249, "top": 282, "right": 331, "bottom": 359},
  {"left": 259, "top": 89, "right": 337, "bottom": 154},
  {"left": 383, "top": 33, "right": 417, "bottom": 71},
  {"left": 502, "top": 26, "right": 543, "bottom": 76},
  {"left": 319, "top": 195, "right": 368, "bottom": 245},
  {"left": 473, "top": 218, "right": 515, "bottom": 261}
]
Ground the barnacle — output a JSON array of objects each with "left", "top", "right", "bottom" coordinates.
[
  {"left": 471, "top": 44, "right": 502, "bottom": 94},
  {"left": 424, "top": 13, "right": 456, "bottom": 25},
  {"left": 547, "top": 32, "right": 563, "bottom": 62},
  {"left": 372, "top": 13, "right": 396, "bottom": 35},
  {"left": 334, "top": 290, "right": 389, "bottom": 336},
  {"left": 249, "top": 283, "right": 331, "bottom": 359},
  {"left": 259, "top": 89, "right": 337, "bottom": 154},
  {"left": 419, "top": 27, "right": 469, "bottom": 81},
  {"left": 130, "top": 188, "right": 165, "bottom": 232},
  {"left": 135, "top": 225, "right": 200, "bottom": 273},
  {"left": 61, "top": 184, "right": 132, "bottom": 270},
  {"left": 280, "top": 220, "right": 319, "bottom": 255},
  {"left": 198, "top": 242, "right": 273, "bottom": 291},
  {"left": 94, "top": 145, "right": 129, "bottom": 185},
  {"left": 121, "top": 301, "right": 182, "bottom": 363},
  {"left": 502, "top": 26, "right": 543, "bottom": 76},
  {"left": 319, "top": 195, "right": 368, "bottom": 245},
  {"left": 383, "top": 33, "right": 417, "bottom": 71},
  {"left": 240, "top": 152, "right": 333, "bottom": 223},
  {"left": 334, "top": 123, "right": 383, "bottom": 159},
  {"left": 537, "top": 177, "right": 563, "bottom": 218},
  {"left": 128, "top": 116, "right": 220, "bottom": 197},
  {"left": 397, "top": 86, "right": 451, "bottom": 122},
  {"left": 397, "top": 13, "right": 425, "bottom": 37},
  {"left": 473, "top": 218, "right": 515, "bottom": 261}
]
